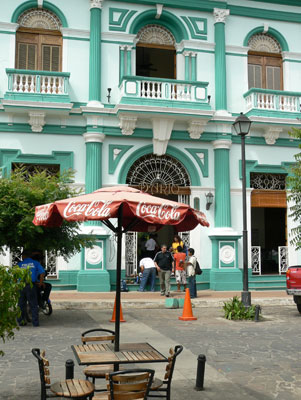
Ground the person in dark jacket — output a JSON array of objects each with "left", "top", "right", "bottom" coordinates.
[{"left": 154, "top": 244, "right": 174, "bottom": 297}]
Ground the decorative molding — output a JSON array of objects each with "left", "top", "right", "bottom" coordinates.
[
  {"left": 90, "top": 0, "right": 103, "bottom": 9},
  {"left": 263, "top": 127, "right": 282, "bottom": 145},
  {"left": 28, "top": 112, "right": 45, "bottom": 132},
  {"left": 219, "top": 244, "right": 235, "bottom": 264},
  {"left": 108, "top": 144, "right": 133, "bottom": 174},
  {"left": 109, "top": 8, "right": 137, "bottom": 32},
  {"left": 155, "top": 4, "right": 163, "bottom": 19},
  {"left": 213, "top": 8, "right": 230, "bottom": 24},
  {"left": 119, "top": 115, "right": 137, "bottom": 135},
  {"left": 137, "top": 24, "right": 175, "bottom": 46},
  {"left": 18, "top": 9, "right": 62, "bottom": 30},
  {"left": 85, "top": 245, "right": 103, "bottom": 265},
  {"left": 185, "top": 148, "right": 209, "bottom": 178},
  {"left": 248, "top": 33, "right": 281, "bottom": 53},
  {"left": 152, "top": 118, "right": 174, "bottom": 156},
  {"left": 83, "top": 132, "right": 105, "bottom": 143},
  {"left": 37, "top": 0, "right": 43, "bottom": 8},
  {"left": 212, "top": 139, "right": 232, "bottom": 150},
  {"left": 180, "top": 16, "right": 207, "bottom": 40},
  {"left": 187, "top": 119, "right": 208, "bottom": 139}
]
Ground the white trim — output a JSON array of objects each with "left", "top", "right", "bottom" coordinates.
[
  {"left": 0, "top": 22, "right": 19, "bottom": 32},
  {"left": 83, "top": 132, "right": 106, "bottom": 143},
  {"left": 282, "top": 51, "right": 301, "bottom": 61},
  {"left": 101, "top": 32, "right": 136, "bottom": 43},
  {"left": 176, "top": 40, "right": 215, "bottom": 52},
  {"left": 2, "top": 99, "right": 73, "bottom": 110},
  {"left": 226, "top": 45, "right": 249, "bottom": 55},
  {"left": 61, "top": 28, "right": 90, "bottom": 39},
  {"left": 212, "top": 139, "right": 232, "bottom": 150}
]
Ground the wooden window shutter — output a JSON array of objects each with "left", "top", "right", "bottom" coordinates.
[
  {"left": 17, "top": 43, "right": 37, "bottom": 70},
  {"left": 42, "top": 45, "right": 60, "bottom": 71}
]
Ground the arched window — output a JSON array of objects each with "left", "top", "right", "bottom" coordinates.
[
  {"left": 248, "top": 33, "right": 282, "bottom": 90},
  {"left": 16, "top": 8, "right": 62, "bottom": 71},
  {"left": 136, "top": 25, "right": 176, "bottom": 79}
]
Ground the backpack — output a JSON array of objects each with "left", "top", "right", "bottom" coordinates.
[{"left": 195, "top": 260, "right": 202, "bottom": 275}]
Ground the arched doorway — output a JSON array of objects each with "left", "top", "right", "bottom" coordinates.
[
  {"left": 125, "top": 154, "right": 191, "bottom": 275},
  {"left": 247, "top": 33, "right": 282, "bottom": 90},
  {"left": 15, "top": 8, "right": 62, "bottom": 72},
  {"left": 136, "top": 25, "right": 176, "bottom": 79}
]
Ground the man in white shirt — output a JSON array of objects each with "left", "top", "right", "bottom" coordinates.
[
  {"left": 138, "top": 257, "right": 157, "bottom": 292},
  {"left": 185, "top": 248, "right": 197, "bottom": 299}
]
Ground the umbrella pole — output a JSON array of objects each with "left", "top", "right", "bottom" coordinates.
[{"left": 114, "top": 204, "right": 123, "bottom": 352}]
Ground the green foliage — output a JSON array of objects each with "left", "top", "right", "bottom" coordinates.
[
  {"left": 0, "top": 265, "right": 31, "bottom": 356},
  {"left": 287, "top": 128, "right": 301, "bottom": 250},
  {"left": 0, "top": 167, "right": 94, "bottom": 259},
  {"left": 223, "top": 296, "right": 256, "bottom": 320}
]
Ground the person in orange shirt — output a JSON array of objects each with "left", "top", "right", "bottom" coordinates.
[{"left": 173, "top": 246, "right": 187, "bottom": 292}]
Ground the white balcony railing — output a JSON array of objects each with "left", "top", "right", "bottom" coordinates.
[
  {"left": 6, "top": 69, "right": 70, "bottom": 97},
  {"left": 244, "top": 88, "right": 301, "bottom": 113},
  {"left": 120, "top": 75, "right": 210, "bottom": 105}
]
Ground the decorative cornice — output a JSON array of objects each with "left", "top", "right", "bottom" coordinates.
[
  {"left": 90, "top": 0, "right": 103, "bottom": 10},
  {"left": 0, "top": 22, "right": 19, "bottom": 32},
  {"left": 119, "top": 115, "right": 137, "bottom": 135},
  {"left": 61, "top": 28, "right": 90, "bottom": 39},
  {"left": 213, "top": 8, "right": 230, "bottom": 24},
  {"left": 28, "top": 112, "right": 45, "bottom": 133},
  {"left": 212, "top": 139, "right": 232, "bottom": 150},
  {"left": 263, "top": 127, "right": 282, "bottom": 145},
  {"left": 187, "top": 119, "right": 208, "bottom": 139},
  {"left": 83, "top": 132, "right": 105, "bottom": 143}
]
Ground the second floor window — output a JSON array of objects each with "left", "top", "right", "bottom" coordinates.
[
  {"left": 16, "top": 9, "right": 62, "bottom": 72},
  {"left": 248, "top": 33, "right": 282, "bottom": 90}
]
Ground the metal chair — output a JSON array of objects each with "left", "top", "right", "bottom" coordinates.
[
  {"left": 32, "top": 348, "right": 94, "bottom": 400},
  {"left": 81, "top": 328, "right": 118, "bottom": 385},
  {"left": 148, "top": 345, "right": 183, "bottom": 400}
]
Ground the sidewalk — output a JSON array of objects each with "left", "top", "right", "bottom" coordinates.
[{"left": 50, "top": 289, "right": 293, "bottom": 309}]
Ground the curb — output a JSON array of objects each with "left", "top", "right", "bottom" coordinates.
[{"left": 51, "top": 297, "right": 295, "bottom": 310}]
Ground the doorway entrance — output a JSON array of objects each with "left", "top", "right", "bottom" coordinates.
[
  {"left": 125, "top": 154, "right": 191, "bottom": 276},
  {"left": 251, "top": 207, "right": 286, "bottom": 274}
]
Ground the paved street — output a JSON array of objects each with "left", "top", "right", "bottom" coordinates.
[{"left": 1, "top": 304, "right": 301, "bottom": 399}]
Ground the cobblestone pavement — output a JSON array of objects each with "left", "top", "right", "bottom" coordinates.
[{"left": 1, "top": 304, "right": 301, "bottom": 399}]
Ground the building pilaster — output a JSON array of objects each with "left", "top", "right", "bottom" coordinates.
[{"left": 83, "top": 132, "right": 105, "bottom": 193}]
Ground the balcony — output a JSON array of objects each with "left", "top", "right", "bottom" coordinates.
[
  {"left": 244, "top": 88, "right": 301, "bottom": 118},
  {"left": 5, "top": 69, "right": 71, "bottom": 103},
  {"left": 119, "top": 76, "right": 211, "bottom": 110}
]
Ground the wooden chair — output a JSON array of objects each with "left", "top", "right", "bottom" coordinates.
[
  {"left": 32, "top": 348, "right": 94, "bottom": 400},
  {"left": 92, "top": 369, "right": 155, "bottom": 400},
  {"left": 148, "top": 345, "right": 183, "bottom": 400},
  {"left": 81, "top": 328, "right": 117, "bottom": 385}
]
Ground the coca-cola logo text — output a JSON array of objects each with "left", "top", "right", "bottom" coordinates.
[
  {"left": 63, "top": 201, "right": 113, "bottom": 219},
  {"left": 136, "top": 202, "right": 180, "bottom": 221},
  {"left": 35, "top": 206, "right": 50, "bottom": 221}
]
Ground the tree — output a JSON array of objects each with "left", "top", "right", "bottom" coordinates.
[
  {"left": 0, "top": 265, "right": 31, "bottom": 356},
  {"left": 287, "top": 128, "right": 301, "bottom": 250},
  {"left": 0, "top": 167, "right": 94, "bottom": 259}
]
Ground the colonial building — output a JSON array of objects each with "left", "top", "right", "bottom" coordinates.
[{"left": 0, "top": 0, "right": 300, "bottom": 291}]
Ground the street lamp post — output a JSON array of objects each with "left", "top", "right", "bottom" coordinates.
[{"left": 233, "top": 112, "right": 252, "bottom": 307}]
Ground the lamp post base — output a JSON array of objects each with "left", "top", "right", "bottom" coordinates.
[{"left": 241, "top": 291, "right": 251, "bottom": 307}]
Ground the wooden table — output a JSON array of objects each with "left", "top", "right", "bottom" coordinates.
[{"left": 71, "top": 342, "right": 168, "bottom": 366}]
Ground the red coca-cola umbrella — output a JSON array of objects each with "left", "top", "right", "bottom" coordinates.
[{"left": 33, "top": 186, "right": 209, "bottom": 349}]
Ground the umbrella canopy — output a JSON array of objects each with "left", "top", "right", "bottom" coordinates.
[
  {"left": 33, "top": 186, "right": 209, "bottom": 350},
  {"left": 33, "top": 186, "right": 209, "bottom": 231}
]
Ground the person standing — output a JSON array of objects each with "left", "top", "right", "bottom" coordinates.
[
  {"left": 138, "top": 257, "right": 157, "bottom": 292},
  {"left": 171, "top": 235, "right": 184, "bottom": 254},
  {"left": 17, "top": 251, "right": 45, "bottom": 327},
  {"left": 185, "top": 248, "right": 197, "bottom": 299},
  {"left": 173, "top": 246, "right": 187, "bottom": 292},
  {"left": 145, "top": 234, "right": 157, "bottom": 259},
  {"left": 154, "top": 245, "right": 174, "bottom": 297}
]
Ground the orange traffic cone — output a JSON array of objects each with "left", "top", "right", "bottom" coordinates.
[
  {"left": 110, "top": 297, "right": 126, "bottom": 323},
  {"left": 178, "top": 288, "right": 197, "bottom": 321}
]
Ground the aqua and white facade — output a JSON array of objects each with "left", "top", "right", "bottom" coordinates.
[{"left": 0, "top": 0, "right": 301, "bottom": 291}]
